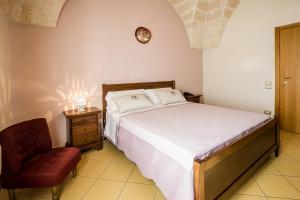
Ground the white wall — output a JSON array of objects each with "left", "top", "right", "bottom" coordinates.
[{"left": 203, "top": 0, "right": 300, "bottom": 114}]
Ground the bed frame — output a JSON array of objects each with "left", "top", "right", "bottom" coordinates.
[{"left": 102, "top": 80, "right": 279, "bottom": 200}]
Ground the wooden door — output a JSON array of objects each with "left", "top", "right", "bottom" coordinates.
[{"left": 277, "top": 23, "right": 300, "bottom": 133}]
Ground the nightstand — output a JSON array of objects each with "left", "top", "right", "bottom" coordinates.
[
  {"left": 184, "top": 94, "right": 202, "bottom": 103},
  {"left": 63, "top": 107, "right": 103, "bottom": 151}
]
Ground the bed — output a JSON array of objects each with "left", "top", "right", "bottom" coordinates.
[{"left": 102, "top": 80, "right": 279, "bottom": 200}]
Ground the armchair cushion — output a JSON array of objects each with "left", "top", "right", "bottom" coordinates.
[{"left": 1, "top": 147, "right": 81, "bottom": 189}]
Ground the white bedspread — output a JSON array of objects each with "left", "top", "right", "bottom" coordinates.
[
  {"left": 104, "top": 102, "right": 188, "bottom": 144},
  {"left": 104, "top": 103, "right": 270, "bottom": 200}
]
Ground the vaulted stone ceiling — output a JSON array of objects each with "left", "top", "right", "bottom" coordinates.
[
  {"left": 0, "top": 0, "right": 240, "bottom": 49},
  {"left": 5, "top": 0, "right": 66, "bottom": 27},
  {"left": 169, "top": 0, "right": 240, "bottom": 49}
]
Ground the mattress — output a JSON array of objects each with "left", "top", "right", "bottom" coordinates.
[{"left": 104, "top": 103, "right": 271, "bottom": 200}]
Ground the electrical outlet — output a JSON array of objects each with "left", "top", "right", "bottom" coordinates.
[{"left": 264, "top": 110, "right": 272, "bottom": 115}]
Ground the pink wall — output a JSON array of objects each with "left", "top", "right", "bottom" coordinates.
[
  {"left": 9, "top": 0, "right": 203, "bottom": 146},
  {"left": 0, "top": 13, "right": 11, "bottom": 131}
]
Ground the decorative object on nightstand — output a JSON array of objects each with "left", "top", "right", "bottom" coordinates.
[
  {"left": 183, "top": 92, "right": 203, "bottom": 103},
  {"left": 74, "top": 96, "right": 87, "bottom": 112},
  {"left": 63, "top": 107, "right": 103, "bottom": 151}
]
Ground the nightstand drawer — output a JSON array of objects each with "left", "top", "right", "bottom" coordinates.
[
  {"left": 72, "top": 115, "right": 97, "bottom": 126},
  {"left": 73, "top": 131, "right": 98, "bottom": 146},
  {"left": 72, "top": 124, "right": 98, "bottom": 136}
]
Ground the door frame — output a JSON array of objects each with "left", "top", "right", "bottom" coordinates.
[{"left": 275, "top": 22, "right": 300, "bottom": 127}]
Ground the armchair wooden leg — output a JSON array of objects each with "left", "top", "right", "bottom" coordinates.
[
  {"left": 7, "top": 189, "right": 15, "bottom": 200},
  {"left": 51, "top": 186, "right": 60, "bottom": 200},
  {"left": 72, "top": 167, "right": 78, "bottom": 177}
]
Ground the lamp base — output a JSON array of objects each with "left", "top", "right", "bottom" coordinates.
[{"left": 77, "top": 107, "right": 86, "bottom": 112}]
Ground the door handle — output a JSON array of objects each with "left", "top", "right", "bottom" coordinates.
[{"left": 283, "top": 77, "right": 293, "bottom": 85}]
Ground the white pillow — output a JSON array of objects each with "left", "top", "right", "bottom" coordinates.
[
  {"left": 105, "top": 89, "right": 145, "bottom": 111},
  {"left": 145, "top": 88, "right": 171, "bottom": 105},
  {"left": 155, "top": 89, "right": 186, "bottom": 105},
  {"left": 112, "top": 94, "right": 154, "bottom": 114},
  {"left": 107, "top": 101, "right": 119, "bottom": 112}
]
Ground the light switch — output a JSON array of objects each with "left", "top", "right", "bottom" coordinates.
[{"left": 265, "top": 81, "right": 272, "bottom": 89}]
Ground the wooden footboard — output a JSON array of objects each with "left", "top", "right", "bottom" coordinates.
[{"left": 194, "top": 118, "right": 279, "bottom": 200}]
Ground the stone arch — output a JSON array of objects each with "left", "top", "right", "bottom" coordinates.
[
  {"left": 4, "top": 0, "right": 240, "bottom": 49},
  {"left": 7, "top": 0, "right": 67, "bottom": 27},
  {"left": 168, "top": 0, "right": 241, "bottom": 49}
]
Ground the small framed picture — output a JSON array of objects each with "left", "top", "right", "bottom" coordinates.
[{"left": 135, "top": 27, "right": 152, "bottom": 44}]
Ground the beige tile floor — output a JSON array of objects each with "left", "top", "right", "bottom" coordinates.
[{"left": 1, "top": 131, "right": 300, "bottom": 200}]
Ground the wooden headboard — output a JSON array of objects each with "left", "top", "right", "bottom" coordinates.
[{"left": 102, "top": 80, "right": 175, "bottom": 125}]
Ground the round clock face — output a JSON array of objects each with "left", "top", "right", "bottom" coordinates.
[{"left": 135, "top": 27, "right": 152, "bottom": 44}]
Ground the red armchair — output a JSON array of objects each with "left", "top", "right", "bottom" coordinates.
[{"left": 0, "top": 118, "right": 81, "bottom": 200}]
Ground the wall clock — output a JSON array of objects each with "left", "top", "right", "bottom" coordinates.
[{"left": 135, "top": 27, "right": 152, "bottom": 44}]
